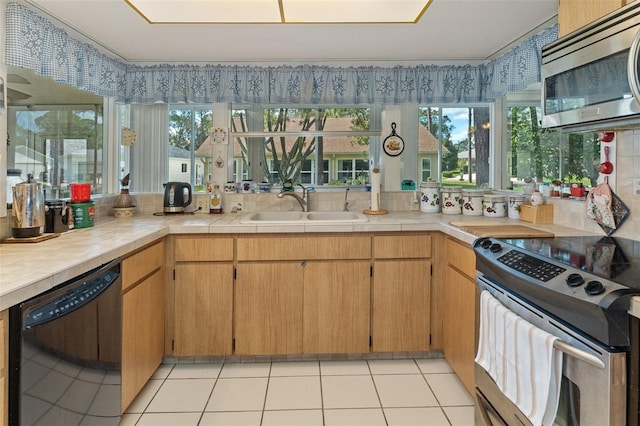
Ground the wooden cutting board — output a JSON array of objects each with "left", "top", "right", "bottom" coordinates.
[{"left": 449, "top": 222, "right": 554, "bottom": 238}]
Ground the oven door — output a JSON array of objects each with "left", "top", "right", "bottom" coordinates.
[{"left": 475, "top": 274, "right": 627, "bottom": 426}]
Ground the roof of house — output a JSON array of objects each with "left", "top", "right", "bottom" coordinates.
[{"left": 195, "top": 116, "right": 443, "bottom": 157}]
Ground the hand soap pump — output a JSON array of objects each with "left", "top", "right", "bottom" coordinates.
[{"left": 210, "top": 183, "right": 223, "bottom": 214}]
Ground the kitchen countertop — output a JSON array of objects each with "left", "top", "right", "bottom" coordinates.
[{"left": 0, "top": 211, "right": 598, "bottom": 311}]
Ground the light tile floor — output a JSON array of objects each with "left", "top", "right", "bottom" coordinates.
[{"left": 121, "top": 358, "right": 475, "bottom": 426}]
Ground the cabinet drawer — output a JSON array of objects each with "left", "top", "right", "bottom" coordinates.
[
  {"left": 445, "top": 237, "right": 475, "bottom": 279},
  {"left": 373, "top": 234, "right": 431, "bottom": 259},
  {"left": 122, "top": 240, "right": 165, "bottom": 291},
  {"left": 174, "top": 236, "right": 234, "bottom": 262},
  {"left": 237, "top": 235, "right": 370, "bottom": 261}
]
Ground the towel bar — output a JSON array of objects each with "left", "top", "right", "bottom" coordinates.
[{"left": 553, "top": 340, "right": 605, "bottom": 369}]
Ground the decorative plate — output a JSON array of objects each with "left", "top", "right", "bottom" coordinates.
[
  {"left": 211, "top": 127, "right": 228, "bottom": 144},
  {"left": 383, "top": 123, "right": 404, "bottom": 156}
]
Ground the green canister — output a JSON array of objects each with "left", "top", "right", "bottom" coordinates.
[{"left": 70, "top": 201, "right": 95, "bottom": 228}]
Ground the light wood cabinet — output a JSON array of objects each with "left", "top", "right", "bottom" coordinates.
[
  {"left": 0, "top": 310, "right": 7, "bottom": 426},
  {"left": 443, "top": 236, "right": 476, "bottom": 394},
  {"left": 235, "top": 234, "right": 371, "bottom": 356},
  {"left": 121, "top": 241, "right": 165, "bottom": 412},
  {"left": 372, "top": 234, "right": 432, "bottom": 352},
  {"left": 303, "top": 261, "right": 370, "bottom": 354},
  {"left": 174, "top": 264, "right": 233, "bottom": 356},
  {"left": 172, "top": 236, "right": 234, "bottom": 356},
  {"left": 235, "top": 262, "right": 304, "bottom": 355},
  {"left": 558, "top": 0, "right": 628, "bottom": 37}
]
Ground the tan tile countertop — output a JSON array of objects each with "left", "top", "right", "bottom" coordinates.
[{"left": 0, "top": 211, "right": 599, "bottom": 311}]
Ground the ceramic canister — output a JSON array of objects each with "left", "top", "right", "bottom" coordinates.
[
  {"left": 508, "top": 194, "right": 525, "bottom": 219},
  {"left": 441, "top": 186, "right": 463, "bottom": 215},
  {"left": 420, "top": 182, "right": 440, "bottom": 213},
  {"left": 461, "top": 189, "right": 484, "bottom": 216},
  {"left": 483, "top": 194, "right": 506, "bottom": 217}
]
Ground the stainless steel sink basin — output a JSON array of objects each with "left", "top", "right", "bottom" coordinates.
[{"left": 241, "top": 211, "right": 368, "bottom": 223}]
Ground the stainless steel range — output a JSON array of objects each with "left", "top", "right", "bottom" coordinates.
[{"left": 473, "top": 235, "right": 640, "bottom": 426}]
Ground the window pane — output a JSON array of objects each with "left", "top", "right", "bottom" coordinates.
[
  {"left": 232, "top": 106, "right": 373, "bottom": 186},
  {"left": 506, "top": 106, "right": 599, "bottom": 191},
  {"left": 419, "top": 106, "right": 491, "bottom": 188},
  {"left": 9, "top": 106, "right": 103, "bottom": 200},
  {"left": 169, "top": 107, "right": 213, "bottom": 192}
]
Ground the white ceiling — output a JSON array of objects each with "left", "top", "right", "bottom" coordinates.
[{"left": 10, "top": 0, "right": 557, "bottom": 105}]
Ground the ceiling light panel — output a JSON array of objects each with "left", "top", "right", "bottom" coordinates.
[
  {"left": 282, "top": 0, "right": 431, "bottom": 23},
  {"left": 126, "top": 0, "right": 282, "bottom": 23},
  {"left": 126, "top": 0, "right": 432, "bottom": 23}
]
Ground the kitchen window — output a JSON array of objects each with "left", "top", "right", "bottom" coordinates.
[
  {"left": 7, "top": 105, "right": 104, "bottom": 200},
  {"left": 506, "top": 104, "right": 600, "bottom": 190},
  {"left": 418, "top": 106, "right": 491, "bottom": 188},
  {"left": 169, "top": 106, "right": 213, "bottom": 192},
  {"left": 231, "top": 106, "right": 380, "bottom": 187}
]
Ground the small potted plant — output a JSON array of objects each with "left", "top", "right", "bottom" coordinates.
[{"left": 564, "top": 174, "right": 585, "bottom": 198}]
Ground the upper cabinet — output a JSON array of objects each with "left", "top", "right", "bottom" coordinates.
[{"left": 558, "top": 0, "right": 629, "bottom": 37}]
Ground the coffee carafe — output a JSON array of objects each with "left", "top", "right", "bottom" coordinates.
[{"left": 11, "top": 174, "right": 45, "bottom": 238}]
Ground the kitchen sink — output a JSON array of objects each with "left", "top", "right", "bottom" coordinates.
[{"left": 241, "top": 211, "right": 368, "bottom": 223}]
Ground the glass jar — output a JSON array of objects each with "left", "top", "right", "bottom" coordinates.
[{"left": 419, "top": 182, "right": 440, "bottom": 213}]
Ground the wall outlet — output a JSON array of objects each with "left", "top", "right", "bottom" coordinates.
[
  {"left": 195, "top": 198, "right": 209, "bottom": 213},
  {"left": 231, "top": 202, "right": 243, "bottom": 213}
]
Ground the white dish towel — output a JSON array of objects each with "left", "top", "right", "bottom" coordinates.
[{"left": 475, "top": 290, "right": 563, "bottom": 426}]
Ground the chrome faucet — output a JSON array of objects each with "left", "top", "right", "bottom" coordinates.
[{"left": 277, "top": 184, "right": 309, "bottom": 212}]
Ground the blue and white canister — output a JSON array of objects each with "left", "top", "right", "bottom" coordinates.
[{"left": 420, "top": 182, "right": 440, "bottom": 213}]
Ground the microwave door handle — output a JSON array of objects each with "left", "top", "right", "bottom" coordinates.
[{"left": 627, "top": 28, "right": 640, "bottom": 104}]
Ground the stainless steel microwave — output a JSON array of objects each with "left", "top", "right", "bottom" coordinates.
[{"left": 541, "top": 1, "right": 640, "bottom": 131}]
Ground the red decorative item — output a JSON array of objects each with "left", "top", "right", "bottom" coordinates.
[
  {"left": 599, "top": 146, "right": 614, "bottom": 175},
  {"left": 69, "top": 183, "right": 92, "bottom": 202},
  {"left": 598, "top": 132, "right": 615, "bottom": 142}
]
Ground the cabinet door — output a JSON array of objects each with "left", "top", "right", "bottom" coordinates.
[
  {"left": 122, "top": 269, "right": 165, "bottom": 412},
  {"left": 372, "top": 259, "right": 431, "bottom": 352},
  {"left": 303, "top": 261, "right": 370, "bottom": 354},
  {"left": 558, "top": 0, "right": 625, "bottom": 37},
  {"left": 443, "top": 265, "right": 476, "bottom": 394},
  {"left": 235, "top": 263, "right": 303, "bottom": 355},
  {"left": 174, "top": 263, "right": 233, "bottom": 356}
]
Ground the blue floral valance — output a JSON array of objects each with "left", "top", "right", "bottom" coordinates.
[{"left": 5, "top": 2, "right": 557, "bottom": 105}]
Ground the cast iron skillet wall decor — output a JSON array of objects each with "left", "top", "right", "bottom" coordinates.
[{"left": 383, "top": 122, "right": 404, "bottom": 157}]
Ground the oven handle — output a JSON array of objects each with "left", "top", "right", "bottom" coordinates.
[
  {"left": 476, "top": 274, "right": 606, "bottom": 370},
  {"left": 553, "top": 340, "right": 605, "bottom": 369}
]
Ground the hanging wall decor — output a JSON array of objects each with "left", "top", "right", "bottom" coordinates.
[
  {"left": 383, "top": 122, "right": 404, "bottom": 157},
  {"left": 211, "top": 127, "right": 229, "bottom": 145}
]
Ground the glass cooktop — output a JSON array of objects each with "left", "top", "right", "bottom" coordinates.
[{"left": 500, "top": 236, "right": 640, "bottom": 288}]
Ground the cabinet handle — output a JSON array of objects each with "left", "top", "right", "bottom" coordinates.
[{"left": 301, "top": 260, "right": 307, "bottom": 267}]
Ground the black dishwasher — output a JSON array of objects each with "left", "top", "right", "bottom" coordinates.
[{"left": 8, "top": 259, "right": 122, "bottom": 425}]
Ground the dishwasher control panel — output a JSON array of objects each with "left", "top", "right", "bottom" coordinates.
[{"left": 24, "top": 269, "right": 119, "bottom": 329}]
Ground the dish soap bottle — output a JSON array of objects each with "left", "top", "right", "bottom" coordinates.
[{"left": 210, "top": 184, "right": 223, "bottom": 214}]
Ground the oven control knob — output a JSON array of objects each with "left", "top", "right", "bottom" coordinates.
[
  {"left": 585, "top": 280, "right": 605, "bottom": 296},
  {"left": 489, "top": 243, "right": 502, "bottom": 253},
  {"left": 481, "top": 239, "right": 492, "bottom": 249},
  {"left": 566, "top": 273, "right": 584, "bottom": 287}
]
